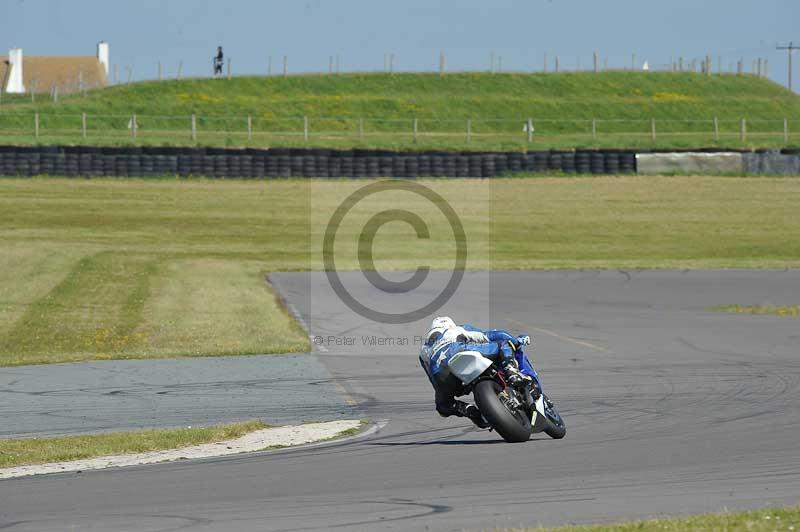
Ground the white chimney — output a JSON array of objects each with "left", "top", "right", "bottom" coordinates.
[
  {"left": 97, "top": 41, "right": 109, "bottom": 76},
  {"left": 6, "top": 48, "right": 25, "bottom": 94}
]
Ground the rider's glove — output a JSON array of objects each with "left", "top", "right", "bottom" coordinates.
[
  {"left": 499, "top": 340, "right": 516, "bottom": 358},
  {"left": 516, "top": 335, "right": 531, "bottom": 347}
]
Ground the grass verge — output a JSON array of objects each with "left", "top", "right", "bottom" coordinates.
[
  {"left": 1, "top": 176, "right": 799, "bottom": 366},
  {"left": 0, "top": 420, "right": 266, "bottom": 468},
  {"left": 503, "top": 505, "right": 800, "bottom": 532},
  {"left": 713, "top": 304, "right": 800, "bottom": 317}
]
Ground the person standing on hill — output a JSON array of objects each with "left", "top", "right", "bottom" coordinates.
[{"left": 214, "top": 46, "right": 224, "bottom": 77}]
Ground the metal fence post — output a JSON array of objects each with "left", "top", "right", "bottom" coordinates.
[
  {"left": 651, "top": 118, "right": 656, "bottom": 142},
  {"left": 34, "top": 113, "right": 40, "bottom": 139},
  {"left": 247, "top": 115, "right": 253, "bottom": 141},
  {"left": 191, "top": 114, "right": 197, "bottom": 142},
  {"left": 784, "top": 117, "right": 789, "bottom": 144},
  {"left": 713, "top": 116, "right": 719, "bottom": 142},
  {"left": 303, "top": 115, "right": 309, "bottom": 141},
  {"left": 466, "top": 119, "right": 471, "bottom": 143},
  {"left": 592, "top": 118, "right": 597, "bottom": 141},
  {"left": 413, "top": 118, "right": 418, "bottom": 142},
  {"left": 741, "top": 118, "right": 746, "bottom": 143},
  {"left": 82, "top": 112, "right": 87, "bottom": 139}
]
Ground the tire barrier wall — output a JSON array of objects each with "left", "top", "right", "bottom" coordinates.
[
  {"left": 636, "top": 150, "right": 800, "bottom": 175},
  {"left": 636, "top": 152, "right": 745, "bottom": 174},
  {"left": 742, "top": 151, "right": 800, "bottom": 175},
  {"left": 0, "top": 146, "right": 637, "bottom": 178}
]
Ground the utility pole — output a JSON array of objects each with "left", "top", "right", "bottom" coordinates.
[{"left": 777, "top": 42, "right": 799, "bottom": 91}]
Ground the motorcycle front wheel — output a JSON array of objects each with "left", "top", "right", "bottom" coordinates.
[
  {"left": 473, "top": 379, "right": 532, "bottom": 443},
  {"left": 542, "top": 395, "right": 566, "bottom": 439}
]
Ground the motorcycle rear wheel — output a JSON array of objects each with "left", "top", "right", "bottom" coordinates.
[{"left": 473, "top": 379, "right": 532, "bottom": 443}]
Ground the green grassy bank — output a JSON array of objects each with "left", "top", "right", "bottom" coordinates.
[{"left": 1, "top": 72, "right": 799, "bottom": 150}]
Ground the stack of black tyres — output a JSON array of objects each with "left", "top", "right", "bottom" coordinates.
[
  {"left": 561, "top": 152, "right": 575, "bottom": 174},
  {"left": 509, "top": 153, "right": 524, "bottom": 173},
  {"left": 482, "top": 156, "right": 495, "bottom": 177},
  {"left": 0, "top": 145, "right": 641, "bottom": 178},
  {"left": 575, "top": 151, "right": 591, "bottom": 174},
  {"left": 619, "top": 152, "right": 636, "bottom": 173},
  {"left": 468, "top": 155, "right": 482, "bottom": 177},
  {"left": 406, "top": 157, "right": 418, "bottom": 178},
  {"left": 548, "top": 152, "right": 562, "bottom": 172},
  {"left": 590, "top": 151, "right": 605, "bottom": 174},
  {"left": 604, "top": 151, "right": 620, "bottom": 174}
]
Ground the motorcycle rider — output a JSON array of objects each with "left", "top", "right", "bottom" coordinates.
[{"left": 419, "top": 316, "right": 540, "bottom": 428}]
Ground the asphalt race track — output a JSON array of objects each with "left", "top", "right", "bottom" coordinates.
[
  {"left": 0, "top": 354, "right": 354, "bottom": 439},
  {"left": 2, "top": 270, "right": 799, "bottom": 531}
]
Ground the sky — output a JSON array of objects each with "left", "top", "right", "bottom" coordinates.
[{"left": 2, "top": 0, "right": 799, "bottom": 90}]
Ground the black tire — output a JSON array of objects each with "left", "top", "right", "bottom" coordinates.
[
  {"left": 542, "top": 395, "right": 566, "bottom": 439},
  {"left": 473, "top": 380, "right": 532, "bottom": 443}
]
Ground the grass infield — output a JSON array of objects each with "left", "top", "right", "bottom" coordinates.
[
  {"left": 713, "top": 304, "right": 800, "bottom": 317},
  {"left": 503, "top": 505, "right": 800, "bottom": 532},
  {"left": 1, "top": 176, "right": 799, "bottom": 366},
  {"left": 0, "top": 420, "right": 266, "bottom": 468}
]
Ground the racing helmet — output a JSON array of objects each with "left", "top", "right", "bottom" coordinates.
[{"left": 426, "top": 316, "right": 457, "bottom": 345}]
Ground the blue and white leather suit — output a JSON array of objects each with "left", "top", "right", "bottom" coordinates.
[{"left": 419, "top": 324, "right": 540, "bottom": 419}]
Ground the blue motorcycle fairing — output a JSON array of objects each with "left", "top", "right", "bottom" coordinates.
[{"left": 484, "top": 328, "right": 542, "bottom": 389}]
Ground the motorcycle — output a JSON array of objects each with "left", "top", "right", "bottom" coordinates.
[{"left": 447, "top": 345, "right": 566, "bottom": 443}]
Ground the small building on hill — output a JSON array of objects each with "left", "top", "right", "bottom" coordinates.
[{"left": 1, "top": 42, "right": 109, "bottom": 94}]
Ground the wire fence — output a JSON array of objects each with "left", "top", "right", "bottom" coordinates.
[{"left": 0, "top": 112, "right": 795, "bottom": 147}]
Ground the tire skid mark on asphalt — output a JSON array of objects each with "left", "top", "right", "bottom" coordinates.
[{"left": 505, "top": 317, "right": 613, "bottom": 353}]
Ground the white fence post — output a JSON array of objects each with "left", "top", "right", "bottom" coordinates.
[
  {"left": 247, "top": 115, "right": 253, "bottom": 141},
  {"left": 82, "top": 112, "right": 87, "bottom": 139},
  {"left": 592, "top": 118, "right": 597, "bottom": 140},
  {"left": 303, "top": 115, "right": 309, "bottom": 141},
  {"left": 34, "top": 113, "right": 40, "bottom": 139},
  {"left": 714, "top": 116, "right": 719, "bottom": 142},
  {"left": 784, "top": 118, "right": 789, "bottom": 144},
  {"left": 741, "top": 118, "right": 746, "bottom": 143},
  {"left": 527, "top": 118, "right": 533, "bottom": 143}
]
